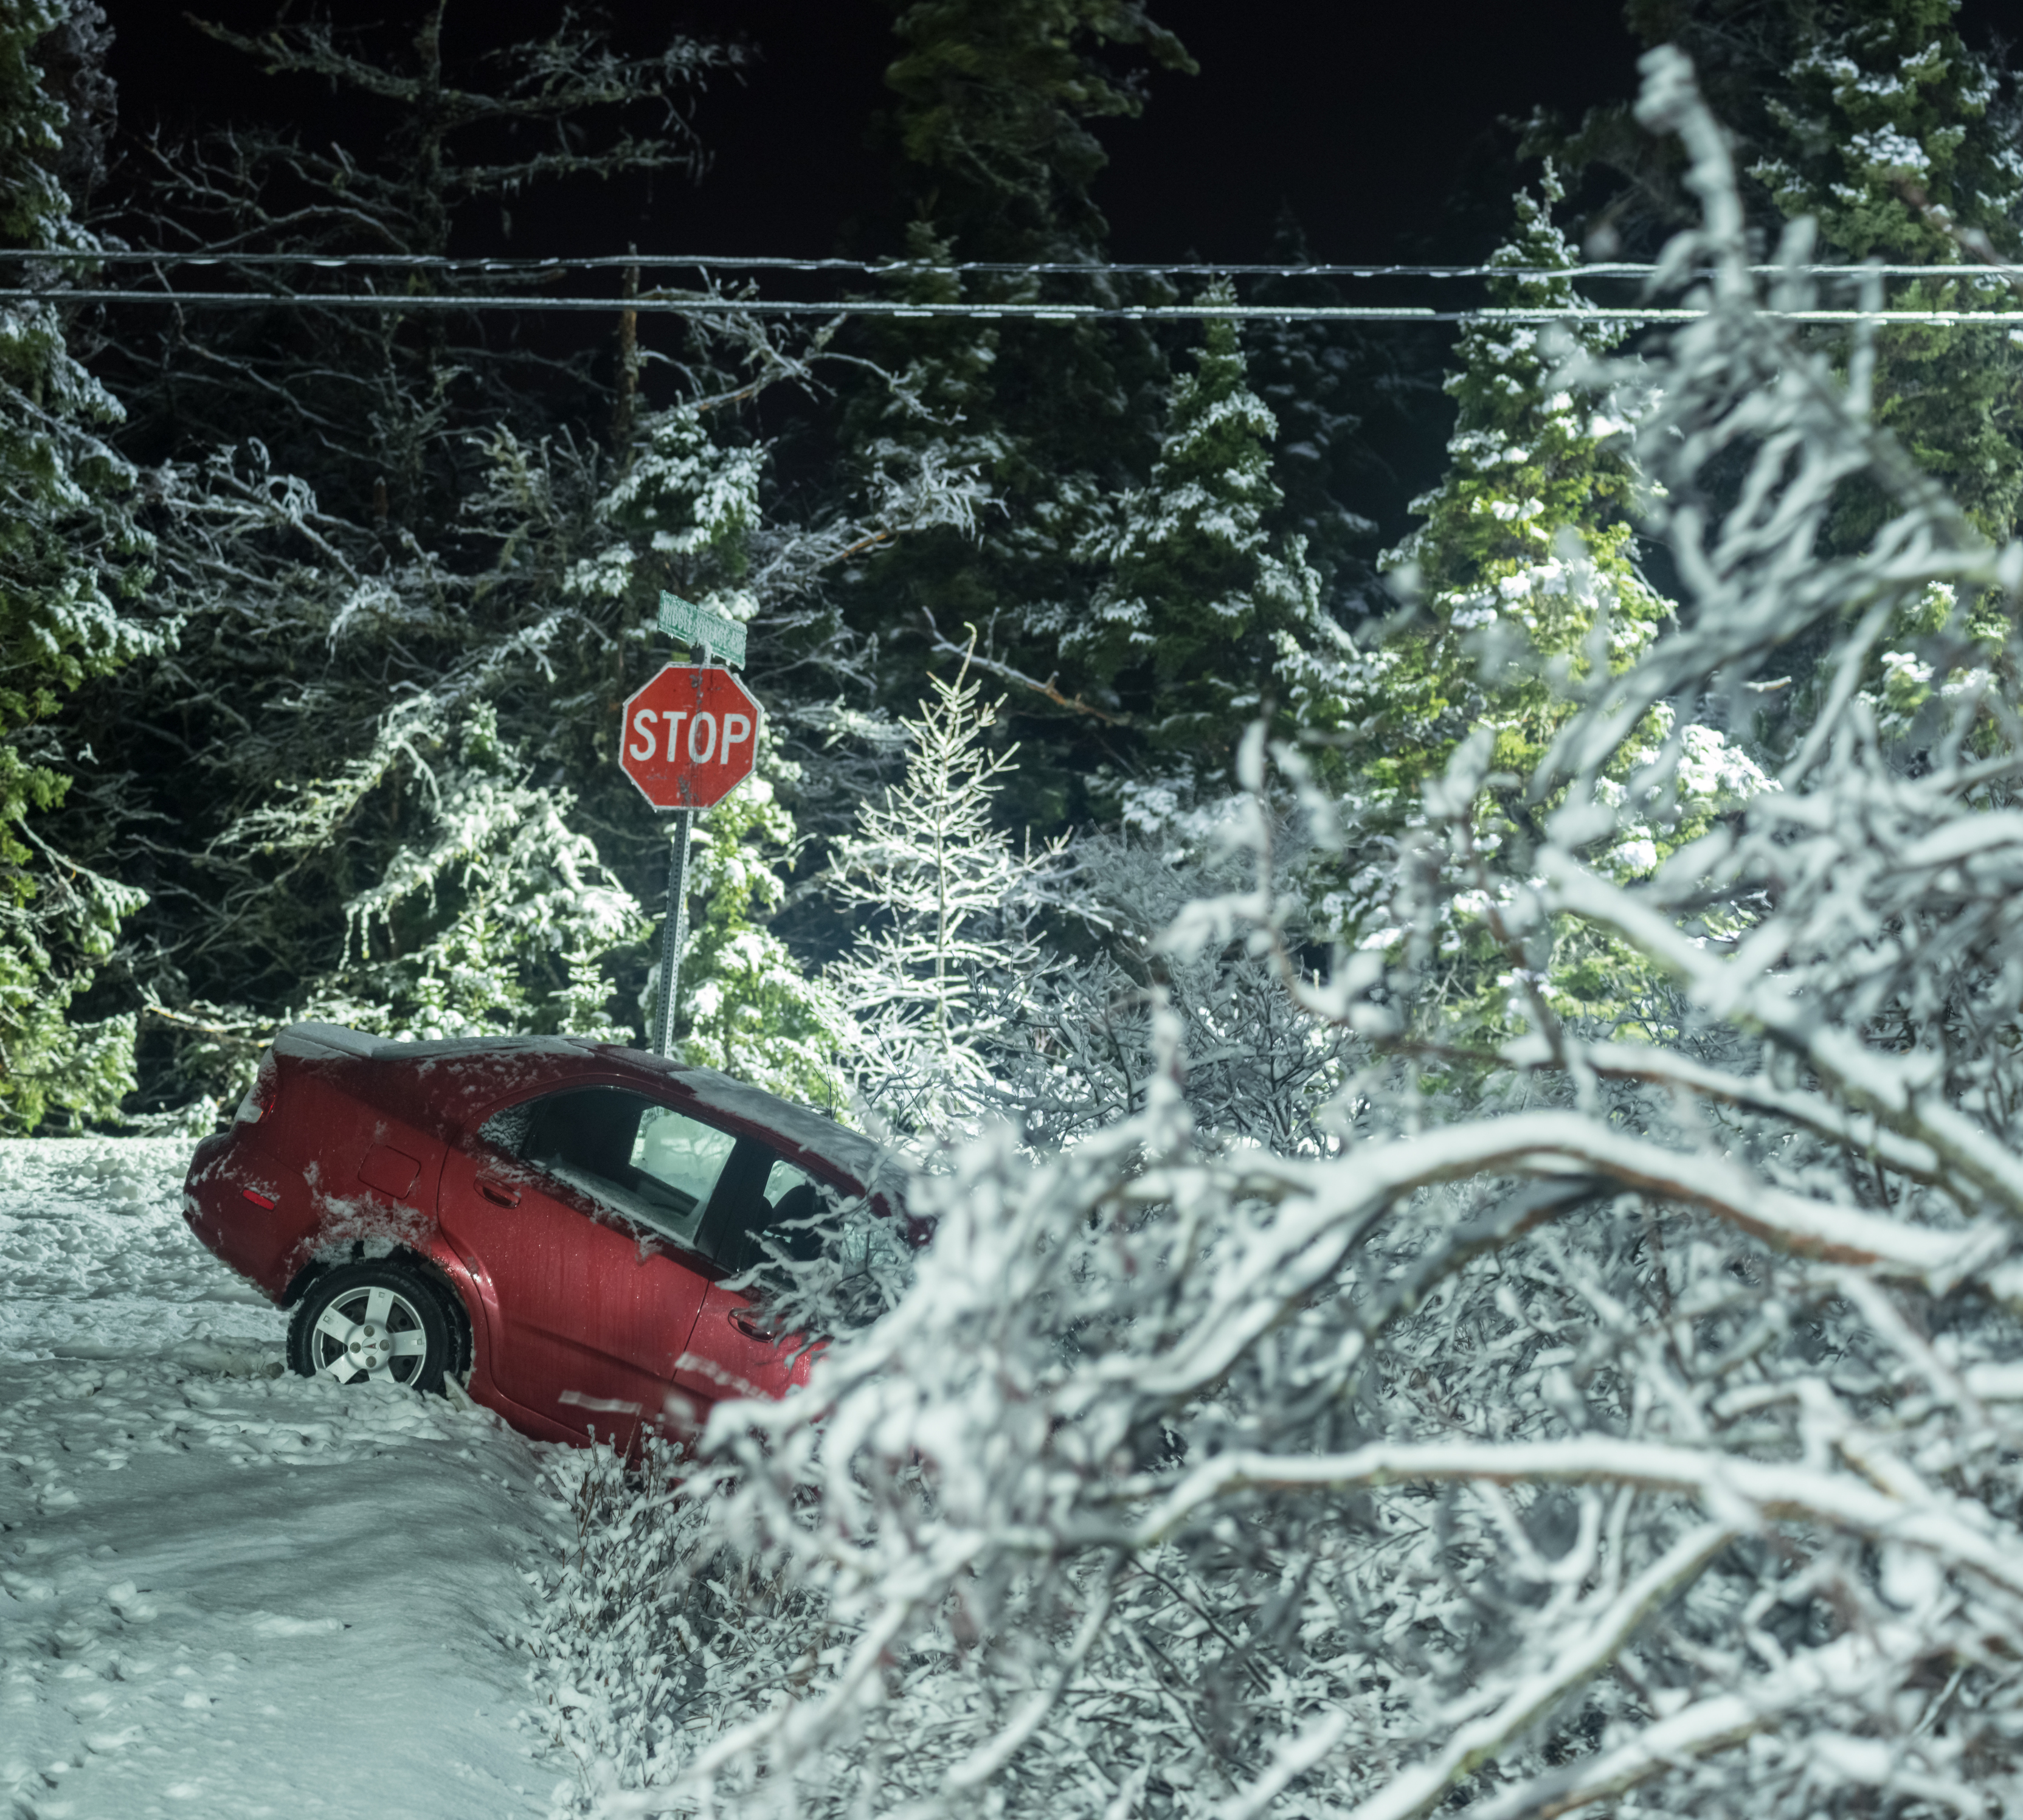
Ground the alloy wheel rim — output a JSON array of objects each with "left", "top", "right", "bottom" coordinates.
[{"left": 310, "top": 1284, "right": 431, "bottom": 1385}]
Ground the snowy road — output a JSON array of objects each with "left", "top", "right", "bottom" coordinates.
[{"left": 1, "top": 1137, "right": 572, "bottom": 1819}]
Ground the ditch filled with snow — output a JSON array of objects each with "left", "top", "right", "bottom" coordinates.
[{"left": 1, "top": 1136, "right": 584, "bottom": 1819}]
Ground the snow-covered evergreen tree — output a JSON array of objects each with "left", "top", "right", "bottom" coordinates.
[
  {"left": 1355, "top": 175, "right": 1672, "bottom": 803},
  {"left": 825, "top": 651, "right": 1056, "bottom": 1130},
  {"left": 302, "top": 702, "right": 645, "bottom": 1042},
  {"left": 677, "top": 753, "right": 849, "bottom": 1109},
  {"left": 833, "top": 0, "right": 1194, "bottom": 818},
  {"left": 1574, "top": 0, "right": 2023, "bottom": 545},
  {"left": 830, "top": 224, "right": 1011, "bottom": 628},
  {"left": 1077, "top": 281, "right": 1340, "bottom": 757},
  {"left": 1246, "top": 210, "right": 1392, "bottom": 620},
  {"left": 0, "top": 0, "right": 155, "bottom": 1127},
  {"left": 47, "top": 9, "right": 769, "bottom": 1110},
  {"left": 1326, "top": 171, "right": 1769, "bottom": 1037},
  {"left": 880, "top": 0, "right": 1192, "bottom": 257},
  {"left": 1748, "top": 0, "right": 2023, "bottom": 544},
  {"left": 567, "top": 403, "right": 767, "bottom": 640}
]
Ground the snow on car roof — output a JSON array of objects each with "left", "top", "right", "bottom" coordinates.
[
  {"left": 277, "top": 1024, "right": 904, "bottom": 1202},
  {"left": 591, "top": 1047, "right": 888, "bottom": 1183},
  {"left": 282, "top": 1024, "right": 592, "bottom": 1067}
]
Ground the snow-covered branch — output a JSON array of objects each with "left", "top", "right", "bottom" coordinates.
[{"left": 548, "top": 44, "right": 2023, "bottom": 1820}]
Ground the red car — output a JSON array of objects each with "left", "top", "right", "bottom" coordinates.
[{"left": 182, "top": 1023, "right": 901, "bottom": 1448}]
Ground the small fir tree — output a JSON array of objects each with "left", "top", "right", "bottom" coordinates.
[
  {"left": 825, "top": 651, "right": 1056, "bottom": 1130},
  {"left": 676, "top": 755, "right": 849, "bottom": 1109},
  {"left": 1352, "top": 175, "right": 1673, "bottom": 808},
  {"left": 567, "top": 402, "right": 766, "bottom": 636}
]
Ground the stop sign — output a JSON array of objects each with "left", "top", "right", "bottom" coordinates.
[{"left": 619, "top": 665, "right": 761, "bottom": 809}]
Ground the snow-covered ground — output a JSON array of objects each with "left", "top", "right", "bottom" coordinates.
[{"left": 1, "top": 1137, "right": 578, "bottom": 1819}]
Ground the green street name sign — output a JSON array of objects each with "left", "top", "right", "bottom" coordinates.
[{"left": 657, "top": 592, "right": 747, "bottom": 670}]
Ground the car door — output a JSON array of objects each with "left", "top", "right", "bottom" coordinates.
[
  {"left": 437, "top": 1087, "right": 734, "bottom": 1446},
  {"left": 674, "top": 1155, "right": 828, "bottom": 1407}
]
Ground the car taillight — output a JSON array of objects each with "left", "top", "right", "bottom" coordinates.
[
  {"left": 242, "top": 1188, "right": 278, "bottom": 1209},
  {"left": 236, "top": 1052, "right": 280, "bottom": 1124}
]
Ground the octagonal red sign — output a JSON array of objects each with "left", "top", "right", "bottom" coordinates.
[{"left": 619, "top": 665, "right": 761, "bottom": 809}]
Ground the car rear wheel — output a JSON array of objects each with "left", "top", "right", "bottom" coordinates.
[{"left": 288, "top": 1261, "right": 449, "bottom": 1393}]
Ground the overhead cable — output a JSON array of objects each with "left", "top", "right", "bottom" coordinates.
[
  {"left": 3, "top": 286, "right": 2021, "bottom": 326},
  {"left": 6, "top": 247, "right": 2023, "bottom": 282}
]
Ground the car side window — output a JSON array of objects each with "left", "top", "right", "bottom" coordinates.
[
  {"left": 717, "top": 1158, "right": 832, "bottom": 1273},
  {"left": 630, "top": 1106, "right": 738, "bottom": 1234},
  {"left": 481, "top": 1087, "right": 739, "bottom": 1251},
  {"left": 763, "top": 1157, "right": 812, "bottom": 1202},
  {"left": 478, "top": 1099, "right": 534, "bottom": 1155},
  {"left": 761, "top": 1158, "right": 825, "bottom": 1234}
]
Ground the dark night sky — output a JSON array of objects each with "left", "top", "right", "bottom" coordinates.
[
  {"left": 89, "top": 0, "right": 2007, "bottom": 547},
  {"left": 94, "top": 1, "right": 2019, "bottom": 263},
  {"left": 95, "top": 0, "right": 1660, "bottom": 267}
]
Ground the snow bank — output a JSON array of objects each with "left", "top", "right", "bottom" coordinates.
[{"left": 0, "top": 1137, "right": 576, "bottom": 1818}]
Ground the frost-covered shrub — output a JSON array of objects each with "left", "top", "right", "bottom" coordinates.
[
  {"left": 544, "top": 49, "right": 2023, "bottom": 1820},
  {"left": 528, "top": 1439, "right": 837, "bottom": 1810},
  {"left": 981, "top": 801, "right": 1360, "bottom": 1155}
]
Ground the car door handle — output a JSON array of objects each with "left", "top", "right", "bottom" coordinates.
[
  {"left": 726, "top": 1307, "right": 769, "bottom": 1341},
  {"left": 475, "top": 1174, "right": 520, "bottom": 1208}
]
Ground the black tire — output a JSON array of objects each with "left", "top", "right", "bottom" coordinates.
[
  {"left": 421, "top": 1270, "right": 475, "bottom": 1383},
  {"left": 287, "top": 1259, "right": 450, "bottom": 1394}
]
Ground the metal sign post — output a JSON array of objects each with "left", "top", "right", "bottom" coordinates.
[
  {"left": 637, "top": 603, "right": 753, "bottom": 1057},
  {"left": 653, "top": 808, "right": 691, "bottom": 1057},
  {"left": 653, "top": 632, "right": 711, "bottom": 1057}
]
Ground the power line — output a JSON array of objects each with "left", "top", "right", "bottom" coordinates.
[
  {"left": 4, "top": 286, "right": 2021, "bottom": 326},
  {"left": 7, "top": 247, "right": 2023, "bottom": 281}
]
